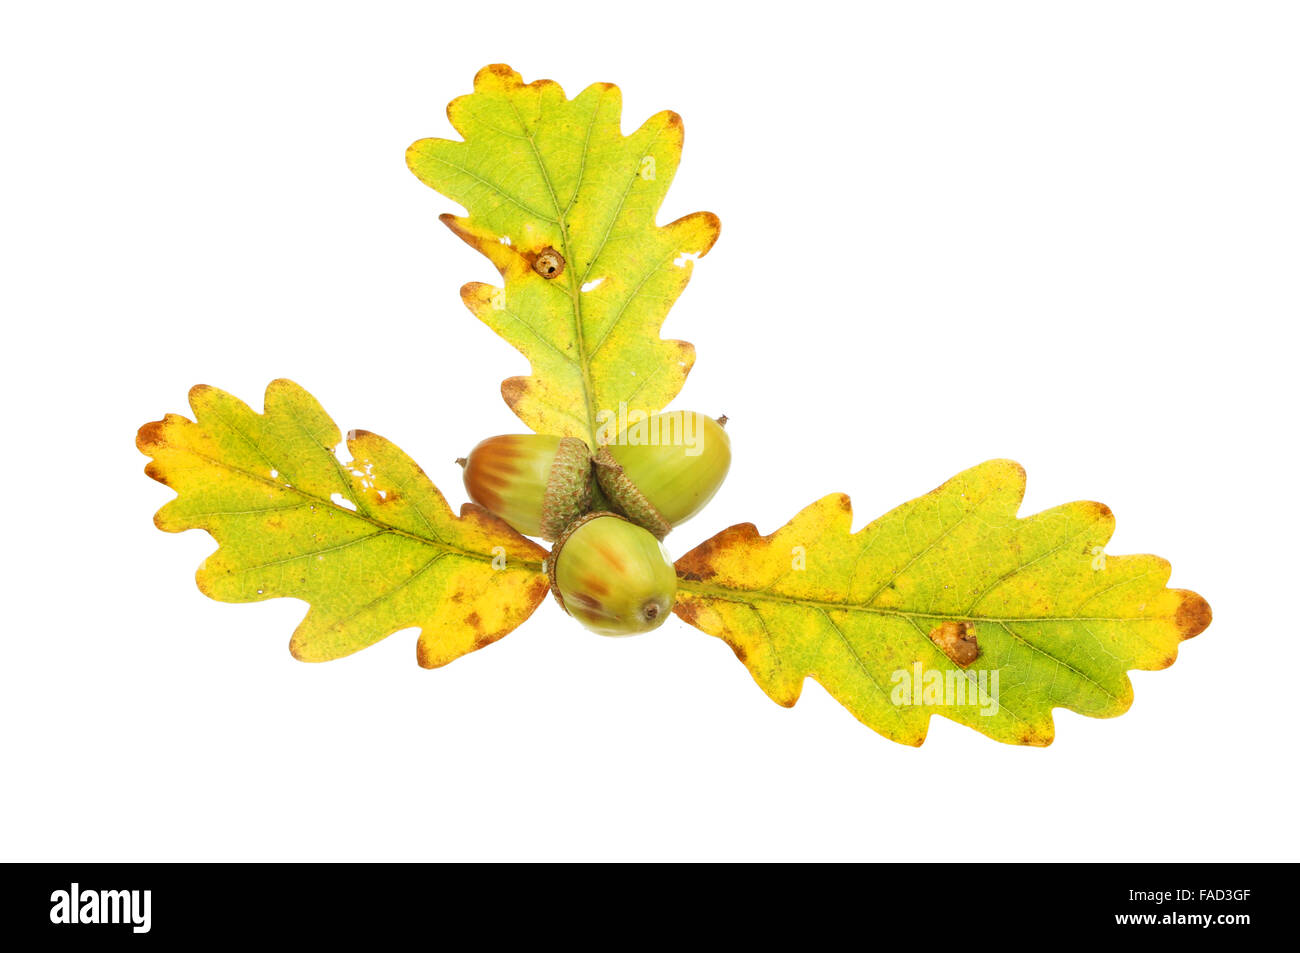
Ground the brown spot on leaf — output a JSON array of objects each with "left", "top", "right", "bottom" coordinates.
[
  {"left": 526, "top": 575, "right": 551, "bottom": 604},
  {"left": 532, "top": 246, "right": 565, "bottom": 279},
  {"left": 929, "top": 621, "right": 979, "bottom": 667},
  {"left": 465, "top": 611, "right": 482, "bottom": 630},
  {"left": 673, "top": 599, "right": 701, "bottom": 627},
  {"left": 1175, "top": 592, "right": 1212, "bottom": 639},
  {"left": 725, "top": 637, "right": 748, "bottom": 665}
]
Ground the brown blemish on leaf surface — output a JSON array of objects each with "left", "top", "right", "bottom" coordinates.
[
  {"left": 723, "top": 637, "right": 748, "bottom": 666},
  {"left": 672, "top": 598, "right": 701, "bottom": 626},
  {"left": 532, "top": 246, "right": 565, "bottom": 279},
  {"left": 143, "top": 460, "right": 170, "bottom": 487},
  {"left": 501, "top": 377, "right": 527, "bottom": 408},
  {"left": 929, "top": 621, "right": 979, "bottom": 667}
]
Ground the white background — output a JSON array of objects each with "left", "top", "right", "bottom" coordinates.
[{"left": 2, "top": 1, "right": 1296, "bottom": 861}]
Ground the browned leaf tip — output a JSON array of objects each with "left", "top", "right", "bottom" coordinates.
[
  {"left": 674, "top": 522, "right": 762, "bottom": 582},
  {"left": 1175, "top": 591, "right": 1213, "bottom": 640},
  {"left": 480, "top": 63, "right": 517, "bottom": 82},
  {"left": 135, "top": 419, "right": 168, "bottom": 455},
  {"left": 501, "top": 376, "right": 527, "bottom": 409}
]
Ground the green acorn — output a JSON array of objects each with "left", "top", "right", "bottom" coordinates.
[
  {"left": 594, "top": 411, "right": 731, "bottom": 538},
  {"left": 459, "top": 434, "right": 593, "bottom": 541},
  {"left": 549, "top": 513, "right": 677, "bottom": 636}
]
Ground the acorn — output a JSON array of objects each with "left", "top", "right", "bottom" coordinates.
[
  {"left": 549, "top": 512, "right": 677, "bottom": 636},
  {"left": 593, "top": 411, "right": 731, "bottom": 538},
  {"left": 459, "top": 435, "right": 594, "bottom": 541}
]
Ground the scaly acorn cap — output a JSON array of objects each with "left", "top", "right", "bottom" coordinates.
[
  {"left": 460, "top": 434, "right": 593, "bottom": 541},
  {"left": 547, "top": 512, "right": 677, "bottom": 636},
  {"left": 594, "top": 411, "right": 731, "bottom": 539}
]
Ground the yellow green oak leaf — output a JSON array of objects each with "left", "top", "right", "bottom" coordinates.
[
  {"left": 136, "top": 380, "right": 550, "bottom": 667},
  {"left": 672, "top": 459, "right": 1212, "bottom": 747},
  {"left": 406, "top": 63, "right": 720, "bottom": 447}
]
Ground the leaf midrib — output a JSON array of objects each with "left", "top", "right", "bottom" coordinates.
[
  {"left": 675, "top": 577, "right": 1171, "bottom": 626},
  {"left": 505, "top": 96, "right": 600, "bottom": 447},
  {"left": 179, "top": 442, "right": 546, "bottom": 574},
  {"left": 679, "top": 578, "right": 1133, "bottom": 708}
]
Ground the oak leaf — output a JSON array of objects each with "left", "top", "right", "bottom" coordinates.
[
  {"left": 673, "top": 460, "right": 1211, "bottom": 746},
  {"left": 406, "top": 64, "right": 720, "bottom": 447},
  {"left": 136, "top": 380, "right": 549, "bottom": 667}
]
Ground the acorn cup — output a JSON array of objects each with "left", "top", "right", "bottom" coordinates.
[
  {"left": 549, "top": 513, "right": 678, "bottom": 636},
  {"left": 594, "top": 411, "right": 731, "bottom": 539},
  {"left": 459, "top": 434, "right": 594, "bottom": 541}
]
